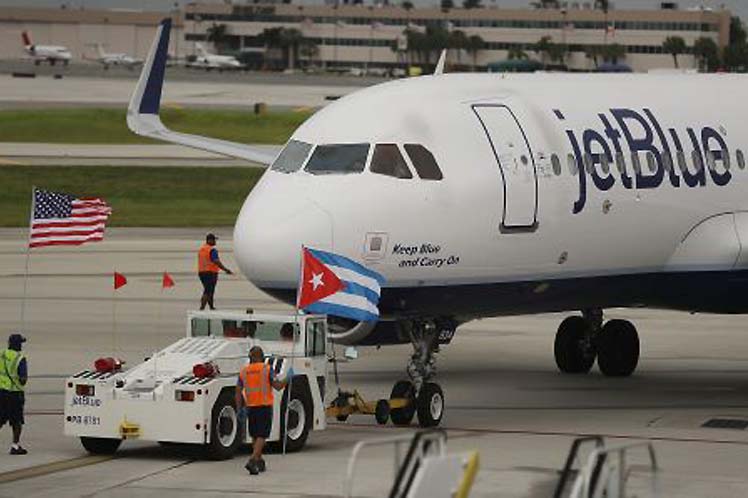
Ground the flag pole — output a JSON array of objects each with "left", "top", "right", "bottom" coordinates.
[
  {"left": 283, "top": 245, "right": 305, "bottom": 456},
  {"left": 20, "top": 186, "right": 36, "bottom": 332},
  {"left": 112, "top": 279, "right": 117, "bottom": 356}
]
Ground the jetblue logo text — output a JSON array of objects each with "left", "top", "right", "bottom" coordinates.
[{"left": 557, "top": 108, "right": 731, "bottom": 214}]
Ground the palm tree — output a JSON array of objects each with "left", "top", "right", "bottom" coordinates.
[
  {"left": 507, "top": 46, "right": 528, "bottom": 60},
  {"left": 299, "top": 39, "right": 319, "bottom": 69},
  {"left": 548, "top": 43, "right": 567, "bottom": 65},
  {"left": 467, "top": 34, "right": 485, "bottom": 71},
  {"left": 663, "top": 36, "right": 687, "bottom": 69},
  {"left": 279, "top": 28, "right": 304, "bottom": 70},
  {"left": 206, "top": 23, "right": 229, "bottom": 53},
  {"left": 530, "top": 0, "right": 559, "bottom": 8},
  {"left": 585, "top": 45, "right": 602, "bottom": 68},
  {"left": 440, "top": 0, "right": 454, "bottom": 11},
  {"left": 402, "top": 1, "right": 414, "bottom": 10},
  {"left": 601, "top": 43, "right": 626, "bottom": 64},
  {"left": 693, "top": 36, "right": 719, "bottom": 72},
  {"left": 463, "top": 0, "right": 482, "bottom": 9},
  {"left": 449, "top": 30, "right": 468, "bottom": 64},
  {"left": 594, "top": 0, "right": 609, "bottom": 12},
  {"left": 534, "top": 35, "right": 553, "bottom": 66}
]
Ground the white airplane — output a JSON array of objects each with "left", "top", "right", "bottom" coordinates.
[
  {"left": 92, "top": 43, "right": 143, "bottom": 70},
  {"left": 21, "top": 30, "right": 72, "bottom": 66},
  {"left": 187, "top": 42, "right": 242, "bottom": 71},
  {"left": 128, "top": 20, "right": 748, "bottom": 427}
]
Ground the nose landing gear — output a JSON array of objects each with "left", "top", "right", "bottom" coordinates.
[
  {"left": 554, "top": 309, "right": 640, "bottom": 377},
  {"left": 390, "top": 319, "right": 454, "bottom": 428}
]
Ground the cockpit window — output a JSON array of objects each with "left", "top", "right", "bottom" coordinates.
[
  {"left": 271, "top": 140, "right": 313, "bottom": 173},
  {"left": 404, "top": 144, "right": 443, "bottom": 180},
  {"left": 305, "top": 143, "right": 370, "bottom": 175},
  {"left": 370, "top": 144, "right": 413, "bottom": 179}
]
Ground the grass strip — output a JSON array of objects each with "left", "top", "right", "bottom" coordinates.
[
  {"left": 0, "top": 107, "right": 312, "bottom": 145},
  {"left": 0, "top": 165, "right": 264, "bottom": 227}
]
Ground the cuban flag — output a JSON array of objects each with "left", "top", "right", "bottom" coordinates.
[{"left": 297, "top": 247, "right": 386, "bottom": 322}]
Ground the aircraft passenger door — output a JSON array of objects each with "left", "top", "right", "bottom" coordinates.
[{"left": 473, "top": 105, "right": 538, "bottom": 231}]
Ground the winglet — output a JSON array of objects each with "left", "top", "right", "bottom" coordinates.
[
  {"left": 128, "top": 18, "right": 170, "bottom": 118},
  {"left": 125, "top": 18, "right": 276, "bottom": 166},
  {"left": 434, "top": 49, "right": 447, "bottom": 76}
]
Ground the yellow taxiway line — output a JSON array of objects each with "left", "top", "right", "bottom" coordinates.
[{"left": 0, "top": 455, "right": 114, "bottom": 484}]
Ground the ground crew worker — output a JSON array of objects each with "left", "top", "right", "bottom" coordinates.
[
  {"left": 0, "top": 334, "right": 28, "bottom": 455},
  {"left": 198, "top": 233, "right": 232, "bottom": 310},
  {"left": 236, "top": 346, "right": 292, "bottom": 475}
]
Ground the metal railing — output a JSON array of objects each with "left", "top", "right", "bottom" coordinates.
[
  {"left": 553, "top": 436, "right": 605, "bottom": 498},
  {"left": 570, "top": 441, "right": 659, "bottom": 498},
  {"left": 343, "top": 429, "right": 447, "bottom": 498}
]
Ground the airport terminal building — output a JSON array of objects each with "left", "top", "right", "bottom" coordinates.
[{"left": 0, "top": 2, "right": 732, "bottom": 72}]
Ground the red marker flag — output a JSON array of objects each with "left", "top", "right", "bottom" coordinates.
[
  {"left": 114, "top": 272, "right": 127, "bottom": 290},
  {"left": 162, "top": 271, "right": 175, "bottom": 289},
  {"left": 297, "top": 247, "right": 345, "bottom": 309}
]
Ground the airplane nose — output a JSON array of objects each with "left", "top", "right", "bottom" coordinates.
[{"left": 233, "top": 180, "right": 333, "bottom": 291}]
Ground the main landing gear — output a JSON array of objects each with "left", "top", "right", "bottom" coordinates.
[
  {"left": 388, "top": 319, "right": 454, "bottom": 428},
  {"left": 554, "top": 309, "right": 640, "bottom": 377}
]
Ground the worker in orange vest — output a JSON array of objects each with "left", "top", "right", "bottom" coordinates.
[
  {"left": 236, "top": 346, "right": 293, "bottom": 475},
  {"left": 197, "top": 233, "right": 232, "bottom": 310}
]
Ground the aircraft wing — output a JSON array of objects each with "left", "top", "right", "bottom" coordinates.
[{"left": 126, "top": 19, "right": 277, "bottom": 166}]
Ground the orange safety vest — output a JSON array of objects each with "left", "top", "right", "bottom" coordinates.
[
  {"left": 198, "top": 244, "right": 220, "bottom": 273},
  {"left": 241, "top": 363, "right": 273, "bottom": 407}
]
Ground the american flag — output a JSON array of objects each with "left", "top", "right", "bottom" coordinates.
[{"left": 29, "top": 189, "right": 112, "bottom": 248}]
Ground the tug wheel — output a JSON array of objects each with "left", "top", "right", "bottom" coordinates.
[
  {"left": 268, "top": 377, "right": 313, "bottom": 453},
  {"left": 374, "top": 399, "right": 390, "bottom": 425},
  {"left": 80, "top": 437, "right": 121, "bottom": 455},
  {"left": 389, "top": 380, "right": 416, "bottom": 426},
  {"left": 204, "top": 390, "right": 241, "bottom": 460}
]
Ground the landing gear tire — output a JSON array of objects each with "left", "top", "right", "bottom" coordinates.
[
  {"left": 375, "top": 399, "right": 390, "bottom": 425},
  {"left": 270, "top": 378, "right": 313, "bottom": 453},
  {"left": 203, "top": 390, "right": 241, "bottom": 460},
  {"left": 389, "top": 380, "right": 416, "bottom": 426},
  {"left": 80, "top": 437, "right": 121, "bottom": 455},
  {"left": 554, "top": 316, "right": 595, "bottom": 374},
  {"left": 416, "top": 382, "right": 444, "bottom": 428},
  {"left": 597, "top": 319, "right": 639, "bottom": 377}
]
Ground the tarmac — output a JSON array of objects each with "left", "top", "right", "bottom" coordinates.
[
  {"left": 0, "top": 228, "right": 748, "bottom": 497},
  {"left": 0, "top": 71, "right": 361, "bottom": 109}
]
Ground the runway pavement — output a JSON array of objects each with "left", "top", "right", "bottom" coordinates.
[
  {"left": 0, "top": 72, "right": 361, "bottom": 108},
  {"left": 1, "top": 228, "right": 748, "bottom": 497}
]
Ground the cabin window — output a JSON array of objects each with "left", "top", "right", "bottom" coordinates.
[
  {"left": 599, "top": 153, "right": 610, "bottom": 175},
  {"left": 370, "top": 144, "right": 412, "bottom": 179},
  {"left": 646, "top": 152, "right": 657, "bottom": 173},
  {"left": 615, "top": 152, "right": 627, "bottom": 175},
  {"left": 271, "top": 140, "right": 313, "bottom": 173},
  {"left": 706, "top": 151, "right": 717, "bottom": 172},
  {"left": 737, "top": 149, "right": 746, "bottom": 170},
  {"left": 583, "top": 153, "right": 594, "bottom": 174},
  {"left": 631, "top": 152, "right": 641, "bottom": 175},
  {"left": 692, "top": 150, "right": 704, "bottom": 172},
  {"left": 677, "top": 151, "right": 688, "bottom": 173},
  {"left": 305, "top": 143, "right": 370, "bottom": 175},
  {"left": 551, "top": 154, "right": 562, "bottom": 176},
  {"left": 404, "top": 144, "right": 443, "bottom": 180},
  {"left": 662, "top": 152, "right": 673, "bottom": 173},
  {"left": 567, "top": 154, "right": 577, "bottom": 175}
]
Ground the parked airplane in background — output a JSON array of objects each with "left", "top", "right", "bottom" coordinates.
[
  {"left": 92, "top": 44, "right": 142, "bottom": 70},
  {"left": 22, "top": 31, "right": 72, "bottom": 66},
  {"left": 186, "top": 42, "right": 242, "bottom": 71},
  {"left": 128, "top": 20, "right": 748, "bottom": 427}
]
